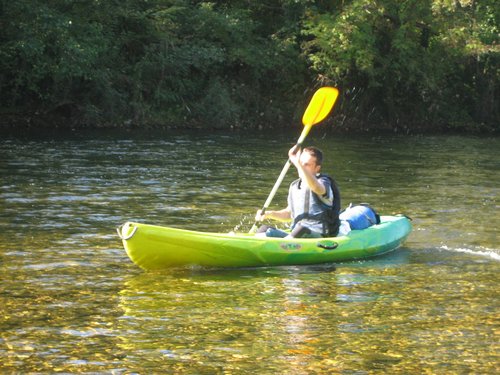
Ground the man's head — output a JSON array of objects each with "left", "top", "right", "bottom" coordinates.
[
  {"left": 303, "top": 147, "right": 323, "bottom": 166},
  {"left": 300, "top": 146, "right": 323, "bottom": 174}
]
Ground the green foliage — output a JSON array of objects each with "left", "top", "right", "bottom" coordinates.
[
  {"left": 0, "top": 0, "right": 308, "bottom": 128},
  {"left": 0, "top": 0, "right": 498, "bottom": 131},
  {"left": 303, "top": 0, "right": 499, "bottom": 131}
]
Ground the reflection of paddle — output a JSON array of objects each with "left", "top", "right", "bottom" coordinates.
[{"left": 250, "top": 87, "right": 339, "bottom": 233}]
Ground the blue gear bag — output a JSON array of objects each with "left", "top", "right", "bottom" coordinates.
[{"left": 339, "top": 203, "right": 380, "bottom": 230}]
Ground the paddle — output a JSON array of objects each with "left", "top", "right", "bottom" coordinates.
[{"left": 249, "top": 86, "right": 339, "bottom": 233}]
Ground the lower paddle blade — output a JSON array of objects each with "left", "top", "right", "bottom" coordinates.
[{"left": 302, "top": 87, "right": 339, "bottom": 126}]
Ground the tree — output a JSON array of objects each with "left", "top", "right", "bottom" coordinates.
[
  {"left": 302, "top": 0, "right": 499, "bottom": 131},
  {"left": 1, "top": 0, "right": 497, "bottom": 131}
]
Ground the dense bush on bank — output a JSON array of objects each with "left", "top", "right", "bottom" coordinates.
[{"left": 1, "top": 1, "right": 498, "bottom": 133}]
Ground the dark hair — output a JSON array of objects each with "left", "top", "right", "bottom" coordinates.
[{"left": 303, "top": 146, "right": 323, "bottom": 166}]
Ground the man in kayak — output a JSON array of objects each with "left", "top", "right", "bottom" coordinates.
[{"left": 255, "top": 146, "right": 341, "bottom": 238}]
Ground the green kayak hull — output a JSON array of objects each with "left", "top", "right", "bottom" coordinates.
[{"left": 118, "top": 215, "right": 411, "bottom": 270}]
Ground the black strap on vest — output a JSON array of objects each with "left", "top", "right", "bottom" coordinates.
[{"left": 303, "top": 185, "right": 310, "bottom": 219}]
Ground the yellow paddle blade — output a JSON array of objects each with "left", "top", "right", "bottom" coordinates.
[{"left": 302, "top": 87, "right": 339, "bottom": 126}]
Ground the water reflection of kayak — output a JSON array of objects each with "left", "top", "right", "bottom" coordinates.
[{"left": 117, "top": 215, "right": 412, "bottom": 270}]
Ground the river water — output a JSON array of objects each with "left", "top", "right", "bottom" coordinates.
[{"left": 1, "top": 130, "right": 498, "bottom": 373}]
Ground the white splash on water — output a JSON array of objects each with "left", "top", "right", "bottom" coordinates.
[{"left": 440, "top": 245, "right": 500, "bottom": 261}]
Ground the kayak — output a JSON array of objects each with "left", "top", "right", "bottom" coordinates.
[{"left": 117, "top": 215, "right": 411, "bottom": 270}]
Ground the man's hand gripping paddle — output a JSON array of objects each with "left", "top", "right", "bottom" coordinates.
[{"left": 249, "top": 87, "right": 339, "bottom": 233}]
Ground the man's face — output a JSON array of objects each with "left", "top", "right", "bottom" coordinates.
[{"left": 299, "top": 151, "right": 321, "bottom": 175}]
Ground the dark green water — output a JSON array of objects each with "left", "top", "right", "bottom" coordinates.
[{"left": 1, "top": 131, "right": 498, "bottom": 373}]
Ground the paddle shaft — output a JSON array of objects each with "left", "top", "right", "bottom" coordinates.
[{"left": 249, "top": 124, "right": 312, "bottom": 233}]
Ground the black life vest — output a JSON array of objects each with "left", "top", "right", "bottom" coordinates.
[{"left": 288, "top": 174, "right": 341, "bottom": 236}]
